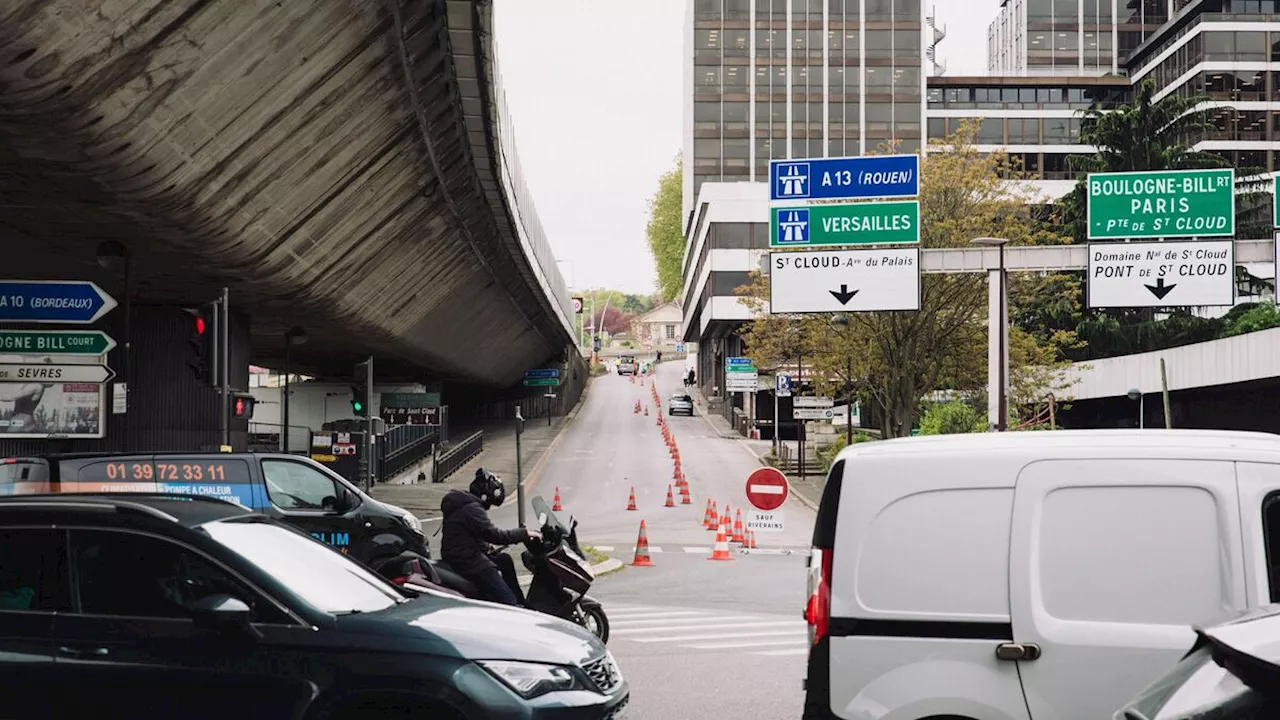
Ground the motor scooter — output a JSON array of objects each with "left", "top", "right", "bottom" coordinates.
[{"left": 385, "top": 495, "right": 610, "bottom": 643}]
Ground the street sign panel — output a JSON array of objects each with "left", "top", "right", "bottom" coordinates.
[
  {"left": 1087, "top": 240, "right": 1235, "bottom": 308},
  {"left": 770, "top": 154, "right": 919, "bottom": 202},
  {"left": 726, "top": 357, "right": 753, "bottom": 366},
  {"left": 746, "top": 509, "right": 786, "bottom": 533},
  {"left": 769, "top": 248, "right": 921, "bottom": 314},
  {"left": 793, "top": 396, "right": 834, "bottom": 408},
  {"left": 379, "top": 406, "right": 441, "bottom": 426},
  {"left": 771, "top": 201, "right": 919, "bottom": 248},
  {"left": 726, "top": 376, "right": 759, "bottom": 393},
  {"left": 381, "top": 392, "right": 441, "bottom": 408},
  {"left": 0, "top": 363, "right": 114, "bottom": 383},
  {"left": 523, "top": 377, "right": 561, "bottom": 387},
  {"left": 775, "top": 374, "right": 792, "bottom": 397},
  {"left": 0, "top": 330, "right": 116, "bottom": 355},
  {"left": 572, "top": 297, "right": 584, "bottom": 314},
  {"left": 524, "top": 368, "right": 560, "bottom": 379},
  {"left": 746, "top": 467, "right": 790, "bottom": 510},
  {"left": 0, "top": 280, "right": 117, "bottom": 324},
  {"left": 794, "top": 407, "right": 835, "bottom": 420},
  {"left": 1086, "top": 169, "right": 1235, "bottom": 240}
]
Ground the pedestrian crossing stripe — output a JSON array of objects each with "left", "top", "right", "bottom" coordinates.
[
  {"left": 590, "top": 545, "right": 797, "bottom": 555},
  {"left": 603, "top": 604, "right": 808, "bottom": 658}
]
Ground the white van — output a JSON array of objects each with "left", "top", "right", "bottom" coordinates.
[{"left": 802, "top": 429, "right": 1280, "bottom": 720}]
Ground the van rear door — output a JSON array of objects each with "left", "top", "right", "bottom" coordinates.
[{"left": 1009, "top": 458, "right": 1245, "bottom": 720}]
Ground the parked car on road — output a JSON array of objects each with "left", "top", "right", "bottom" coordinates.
[
  {"left": 667, "top": 393, "right": 693, "bottom": 416},
  {"left": 1116, "top": 604, "right": 1280, "bottom": 719},
  {"left": 0, "top": 452, "right": 429, "bottom": 571},
  {"left": 0, "top": 493, "right": 629, "bottom": 719},
  {"left": 804, "top": 430, "right": 1280, "bottom": 720}
]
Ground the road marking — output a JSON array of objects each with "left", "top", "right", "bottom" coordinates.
[
  {"left": 634, "top": 628, "right": 805, "bottom": 643},
  {"left": 755, "top": 648, "right": 810, "bottom": 656},
  {"left": 648, "top": 546, "right": 663, "bottom": 552},
  {"left": 607, "top": 611, "right": 707, "bottom": 621},
  {"left": 686, "top": 638, "right": 811, "bottom": 650},
  {"left": 611, "top": 615, "right": 758, "bottom": 628},
  {"left": 682, "top": 546, "right": 710, "bottom": 554},
  {"left": 611, "top": 619, "right": 793, "bottom": 635},
  {"left": 593, "top": 546, "right": 615, "bottom": 552}
]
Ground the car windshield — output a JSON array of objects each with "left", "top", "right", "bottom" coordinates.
[{"left": 200, "top": 518, "right": 403, "bottom": 614}]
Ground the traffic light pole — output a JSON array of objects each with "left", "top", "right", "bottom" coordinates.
[
  {"left": 364, "top": 356, "right": 374, "bottom": 491},
  {"left": 220, "top": 288, "right": 230, "bottom": 449},
  {"left": 515, "top": 404, "right": 525, "bottom": 528}
]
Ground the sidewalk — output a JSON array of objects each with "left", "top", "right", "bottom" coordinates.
[
  {"left": 371, "top": 411, "right": 578, "bottom": 521},
  {"left": 692, "top": 388, "right": 827, "bottom": 512}
]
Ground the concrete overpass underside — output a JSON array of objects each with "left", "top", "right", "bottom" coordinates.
[{"left": 0, "top": 0, "right": 570, "bottom": 387}]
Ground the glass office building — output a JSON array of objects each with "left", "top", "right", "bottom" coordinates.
[
  {"left": 684, "top": 0, "right": 926, "bottom": 216},
  {"left": 988, "top": 0, "right": 1176, "bottom": 76}
]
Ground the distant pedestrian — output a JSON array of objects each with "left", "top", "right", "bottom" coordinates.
[
  {"left": 656, "top": 351, "right": 663, "bottom": 363},
  {"left": 686, "top": 369, "right": 696, "bottom": 387}
]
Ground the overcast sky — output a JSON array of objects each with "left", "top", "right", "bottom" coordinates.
[{"left": 493, "top": 1, "right": 997, "bottom": 296}]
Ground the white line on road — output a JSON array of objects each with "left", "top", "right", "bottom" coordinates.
[
  {"left": 611, "top": 619, "right": 793, "bottom": 635},
  {"left": 606, "top": 611, "right": 707, "bottom": 621},
  {"left": 633, "top": 628, "right": 807, "bottom": 643},
  {"left": 610, "top": 615, "right": 758, "bottom": 628},
  {"left": 685, "top": 638, "right": 811, "bottom": 650},
  {"left": 682, "top": 546, "right": 710, "bottom": 554},
  {"left": 593, "top": 546, "right": 615, "bottom": 552},
  {"left": 754, "top": 648, "right": 810, "bottom": 656}
]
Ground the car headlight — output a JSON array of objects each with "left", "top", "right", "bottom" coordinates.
[
  {"left": 478, "top": 660, "right": 588, "bottom": 698},
  {"left": 399, "top": 510, "right": 423, "bottom": 536}
]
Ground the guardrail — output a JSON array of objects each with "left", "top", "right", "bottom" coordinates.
[
  {"left": 380, "top": 424, "right": 439, "bottom": 481},
  {"left": 433, "top": 430, "right": 484, "bottom": 483}
]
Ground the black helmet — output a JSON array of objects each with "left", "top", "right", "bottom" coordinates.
[{"left": 470, "top": 468, "right": 505, "bottom": 508}]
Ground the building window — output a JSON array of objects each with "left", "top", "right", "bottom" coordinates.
[{"left": 666, "top": 325, "right": 677, "bottom": 340}]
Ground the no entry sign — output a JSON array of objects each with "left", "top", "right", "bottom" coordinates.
[{"left": 746, "top": 467, "right": 790, "bottom": 511}]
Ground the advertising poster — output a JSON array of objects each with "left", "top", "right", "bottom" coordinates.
[{"left": 0, "top": 381, "right": 104, "bottom": 438}]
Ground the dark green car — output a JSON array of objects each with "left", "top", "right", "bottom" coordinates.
[{"left": 0, "top": 493, "right": 628, "bottom": 719}]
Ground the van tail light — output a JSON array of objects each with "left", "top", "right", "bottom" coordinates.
[{"left": 805, "top": 547, "right": 832, "bottom": 645}]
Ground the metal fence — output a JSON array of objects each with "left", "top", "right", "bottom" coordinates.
[
  {"left": 380, "top": 424, "right": 440, "bottom": 481},
  {"left": 433, "top": 430, "right": 484, "bottom": 483}
]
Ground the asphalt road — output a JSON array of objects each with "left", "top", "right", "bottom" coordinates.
[{"left": 495, "top": 362, "right": 818, "bottom": 719}]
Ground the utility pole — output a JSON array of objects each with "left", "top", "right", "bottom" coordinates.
[
  {"left": 515, "top": 404, "right": 526, "bottom": 527},
  {"left": 364, "top": 356, "right": 374, "bottom": 490}
]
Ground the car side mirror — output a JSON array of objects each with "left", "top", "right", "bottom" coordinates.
[
  {"left": 191, "top": 594, "right": 260, "bottom": 639},
  {"left": 324, "top": 487, "right": 355, "bottom": 514}
]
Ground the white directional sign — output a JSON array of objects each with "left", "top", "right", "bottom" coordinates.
[
  {"left": 793, "top": 396, "right": 833, "bottom": 408},
  {"left": 769, "top": 248, "right": 920, "bottom": 314},
  {"left": 746, "top": 509, "right": 786, "bottom": 533},
  {"left": 0, "top": 363, "right": 115, "bottom": 383},
  {"left": 1087, "top": 240, "right": 1235, "bottom": 309},
  {"left": 794, "top": 407, "right": 835, "bottom": 420}
]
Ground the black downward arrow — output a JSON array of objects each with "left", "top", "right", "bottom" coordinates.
[
  {"left": 829, "top": 284, "right": 859, "bottom": 305},
  {"left": 1144, "top": 277, "right": 1177, "bottom": 300}
]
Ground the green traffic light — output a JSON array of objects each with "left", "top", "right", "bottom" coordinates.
[{"left": 353, "top": 401, "right": 363, "bottom": 411}]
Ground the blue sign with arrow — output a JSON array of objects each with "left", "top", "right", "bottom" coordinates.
[
  {"left": 0, "top": 281, "right": 118, "bottom": 324},
  {"left": 524, "top": 368, "right": 560, "bottom": 379},
  {"left": 770, "top": 154, "right": 919, "bottom": 203}
]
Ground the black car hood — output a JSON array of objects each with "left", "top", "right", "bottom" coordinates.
[{"left": 336, "top": 591, "right": 604, "bottom": 665}]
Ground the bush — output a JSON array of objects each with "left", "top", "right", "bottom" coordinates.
[{"left": 919, "top": 401, "right": 987, "bottom": 435}]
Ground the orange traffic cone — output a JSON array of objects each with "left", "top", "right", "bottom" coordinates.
[
  {"left": 708, "top": 527, "right": 733, "bottom": 561},
  {"left": 626, "top": 487, "right": 638, "bottom": 511},
  {"left": 632, "top": 521, "right": 655, "bottom": 566},
  {"left": 745, "top": 529, "right": 757, "bottom": 549},
  {"left": 680, "top": 483, "right": 692, "bottom": 504},
  {"left": 553, "top": 487, "right": 563, "bottom": 512},
  {"left": 644, "top": 405, "right": 649, "bottom": 416},
  {"left": 665, "top": 485, "right": 675, "bottom": 507},
  {"left": 733, "top": 509, "right": 746, "bottom": 543},
  {"left": 703, "top": 499, "right": 716, "bottom": 529}
]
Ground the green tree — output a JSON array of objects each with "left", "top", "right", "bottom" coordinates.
[
  {"left": 646, "top": 156, "right": 685, "bottom": 301},
  {"left": 919, "top": 401, "right": 987, "bottom": 435},
  {"left": 1219, "top": 302, "right": 1280, "bottom": 338}
]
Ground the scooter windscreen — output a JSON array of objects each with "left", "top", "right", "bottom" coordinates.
[{"left": 531, "top": 495, "right": 567, "bottom": 535}]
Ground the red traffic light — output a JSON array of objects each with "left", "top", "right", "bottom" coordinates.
[
  {"left": 231, "top": 394, "right": 255, "bottom": 419},
  {"left": 234, "top": 397, "right": 245, "bottom": 415},
  {"left": 194, "top": 316, "right": 206, "bottom": 335}
]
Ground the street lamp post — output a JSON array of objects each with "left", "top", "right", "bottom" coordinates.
[
  {"left": 282, "top": 326, "right": 307, "bottom": 453},
  {"left": 1128, "top": 387, "right": 1144, "bottom": 429},
  {"left": 971, "top": 237, "right": 1010, "bottom": 432}
]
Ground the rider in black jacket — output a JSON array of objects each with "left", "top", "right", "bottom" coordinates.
[{"left": 440, "top": 469, "right": 539, "bottom": 605}]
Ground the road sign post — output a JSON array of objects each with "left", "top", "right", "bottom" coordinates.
[
  {"left": 745, "top": 466, "right": 790, "bottom": 534},
  {"left": 770, "top": 154, "right": 920, "bottom": 202},
  {"left": 0, "top": 363, "right": 115, "bottom": 383},
  {"left": 0, "top": 330, "right": 116, "bottom": 355},
  {"left": 769, "top": 248, "right": 921, "bottom": 313},
  {"left": 0, "top": 280, "right": 117, "bottom": 324},
  {"left": 1086, "top": 169, "right": 1235, "bottom": 240},
  {"left": 771, "top": 201, "right": 920, "bottom": 248},
  {"left": 1086, "top": 240, "right": 1235, "bottom": 308}
]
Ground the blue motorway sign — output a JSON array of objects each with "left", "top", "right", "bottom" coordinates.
[
  {"left": 770, "top": 154, "right": 920, "bottom": 203},
  {"left": 524, "top": 368, "right": 560, "bottom": 379},
  {"left": 726, "top": 357, "right": 752, "bottom": 366},
  {"left": 0, "top": 280, "right": 117, "bottom": 324}
]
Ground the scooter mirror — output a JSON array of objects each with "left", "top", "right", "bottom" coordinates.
[{"left": 537, "top": 513, "right": 548, "bottom": 528}]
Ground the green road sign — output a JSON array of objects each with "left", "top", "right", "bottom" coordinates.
[
  {"left": 0, "top": 329, "right": 116, "bottom": 355},
  {"left": 771, "top": 200, "right": 919, "bottom": 248},
  {"left": 1086, "top": 168, "right": 1235, "bottom": 240},
  {"left": 523, "top": 378, "right": 560, "bottom": 387}
]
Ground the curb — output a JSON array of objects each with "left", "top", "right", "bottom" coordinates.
[
  {"left": 592, "top": 557, "right": 624, "bottom": 576},
  {"left": 520, "top": 380, "right": 592, "bottom": 492}
]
